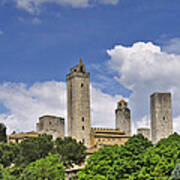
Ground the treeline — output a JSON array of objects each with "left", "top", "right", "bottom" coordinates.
[
  {"left": 1, "top": 133, "right": 180, "bottom": 179},
  {"left": 77, "top": 133, "right": 180, "bottom": 180},
  {"left": 0, "top": 134, "right": 87, "bottom": 179}
]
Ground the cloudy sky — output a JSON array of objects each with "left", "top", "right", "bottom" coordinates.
[{"left": 0, "top": 0, "right": 180, "bottom": 134}]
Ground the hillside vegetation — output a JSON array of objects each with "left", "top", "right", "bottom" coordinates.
[{"left": 0, "top": 133, "right": 180, "bottom": 179}]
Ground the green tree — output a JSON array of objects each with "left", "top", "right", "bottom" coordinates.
[
  {"left": 55, "top": 137, "right": 87, "bottom": 168},
  {"left": 20, "top": 154, "right": 65, "bottom": 180},
  {"left": 138, "top": 133, "right": 180, "bottom": 180},
  {"left": 16, "top": 134, "right": 54, "bottom": 167},
  {"left": 0, "top": 165, "right": 16, "bottom": 180},
  {"left": 77, "top": 134, "right": 153, "bottom": 180},
  {"left": 0, "top": 123, "right": 7, "bottom": 143},
  {"left": 0, "top": 142, "right": 20, "bottom": 167}
]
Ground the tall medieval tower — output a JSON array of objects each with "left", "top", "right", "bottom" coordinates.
[
  {"left": 66, "top": 59, "right": 91, "bottom": 147},
  {"left": 151, "top": 92, "right": 173, "bottom": 144},
  {"left": 115, "top": 99, "right": 131, "bottom": 135}
]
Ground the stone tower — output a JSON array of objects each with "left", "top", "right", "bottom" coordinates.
[
  {"left": 115, "top": 99, "right": 131, "bottom": 135},
  {"left": 36, "top": 115, "right": 64, "bottom": 140},
  {"left": 66, "top": 59, "right": 91, "bottom": 147},
  {"left": 151, "top": 92, "right": 173, "bottom": 144}
]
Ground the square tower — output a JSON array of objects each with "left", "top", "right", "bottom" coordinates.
[
  {"left": 66, "top": 59, "right": 91, "bottom": 147},
  {"left": 115, "top": 99, "right": 131, "bottom": 135},
  {"left": 150, "top": 92, "right": 173, "bottom": 143}
]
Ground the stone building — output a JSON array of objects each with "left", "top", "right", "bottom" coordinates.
[
  {"left": 66, "top": 59, "right": 91, "bottom": 147},
  {"left": 137, "top": 127, "right": 151, "bottom": 141},
  {"left": 90, "top": 128, "right": 130, "bottom": 150},
  {"left": 115, "top": 99, "right": 131, "bottom": 135},
  {"left": 36, "top": 115, "right": 64, "bottom": 140},
  {"left": 150, "top": 92, "right": 173, "bottom": 143}
]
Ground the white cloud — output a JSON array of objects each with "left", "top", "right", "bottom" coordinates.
[
  {"left": 14, "top": 0, "right": 119, "bottom": 14},
  {"left": 0, "top": 81, "right": 66, "bottom": 134},
  {"left": 15, "top": 0, "right": 89, "bottom": 14},
  {"left": 107, "top": 41, "right": 180, "bottom": 134},
  {"left": 91, "top": 86, "right": 123, "bottom": 128},
  {"left": 0, "top": 81, "right": 124, "bottom": 134}
]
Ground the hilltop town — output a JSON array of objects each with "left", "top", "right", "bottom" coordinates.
[{"left": 8, "top": 59, "right": 173, "bottom": 149}]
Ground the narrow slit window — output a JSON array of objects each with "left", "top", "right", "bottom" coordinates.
[
  {"left": 82, "top": 117, "right": 84, "bottom": 122},
  {"left": 81, "top": 83, "right": 84, "bottom": 87},
  {"left": 82, "top": 126, "right": 85, "bottom": 130}
]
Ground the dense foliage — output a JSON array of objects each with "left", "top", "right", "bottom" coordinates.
[
  {"left": 77, "top": 133, "right": 180, "bottom": 180},
  {"left": 0, "top": 143, "right": 19, "bottom": 167},
  {"left": 0, "top": 165, "right": 16, "bottom": 180},
  {"left": 55, "top": 137, "right": 87, "bottom": 168},
  {"left": 77, "top": 134, "right": 153, "bottom": 179},
  {"left": 19, "top": 154, "right": 65, "bottom": 180},
  {"left": 0, "top": 134, "right": 87, "bottom": 179},
  {"left": 1, "top": 133, "right": 180, "bottom": 179},
  {"left": 16, "top": 134, "right": 54, "bottom": 167},
  {"left": 138, "top": 133, "right": 180, "bottom": 180}
]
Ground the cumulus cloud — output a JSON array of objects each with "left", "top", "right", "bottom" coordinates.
[
  {"left": 0, "top": 81, "right": 123, "bottom": 134},
  {"left": 91, "top": 87, "right": 123, "bottom": 128},
  {"left": 0, "top": 81, "right": 66, "bottom": 134},
  {"left": 107, "top": 41, "right": 180, "bottom": 133}
]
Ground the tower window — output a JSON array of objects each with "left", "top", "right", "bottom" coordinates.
[
  {"left": 163, "top": 116, "right": 166, "bottom": 120},
  {"left": 82, "top": 117, "right": 84, "bottom": 122},
  {"left": 82, "top": 126, "right": 85, "bottom": 130},
  {"left": 82, "top": 139, "right": 85, "bottom": 144},
  {"left": 81, "top": 83, "right": 84, "bottom": 87}
]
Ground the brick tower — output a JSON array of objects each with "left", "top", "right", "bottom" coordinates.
[
  {"left": 115, "top": 99, "right": 131, "bottom": 135},
  {"left": 150, "top": 92, "right": 173, "bottom": 143},
  {"left": 66, "top": 59, "right": 91, "bottom": 147}
]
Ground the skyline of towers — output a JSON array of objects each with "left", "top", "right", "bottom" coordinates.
[{"left": 66, "top": 59, "right": 91, "bottom": 147}]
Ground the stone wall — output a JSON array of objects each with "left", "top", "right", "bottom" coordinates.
[{"left": 137, "top": 127, "right": 151, "bottom": 141}]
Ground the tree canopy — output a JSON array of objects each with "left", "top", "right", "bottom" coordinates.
[
  {"left": 55, "top": 137, "right": 87, "bottom": 168},
  {"left": 19, "top": 154, "right": 65, "bottom": 180},
  {"left": 0, "top": 142, "right": 20, "bottom": 167},
  {"left": 77, "top": 133, "right": 180, "bottom": 180},
  {"left": 15, "top": 134, "right": 54, "bottom": 167},
  {"left": 77, "top": 134, "right": 153, "bottom": 179}
]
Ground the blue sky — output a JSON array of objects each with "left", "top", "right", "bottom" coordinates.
[{"left": 1, "top": 0, "right": 180, "bottom": 134}]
